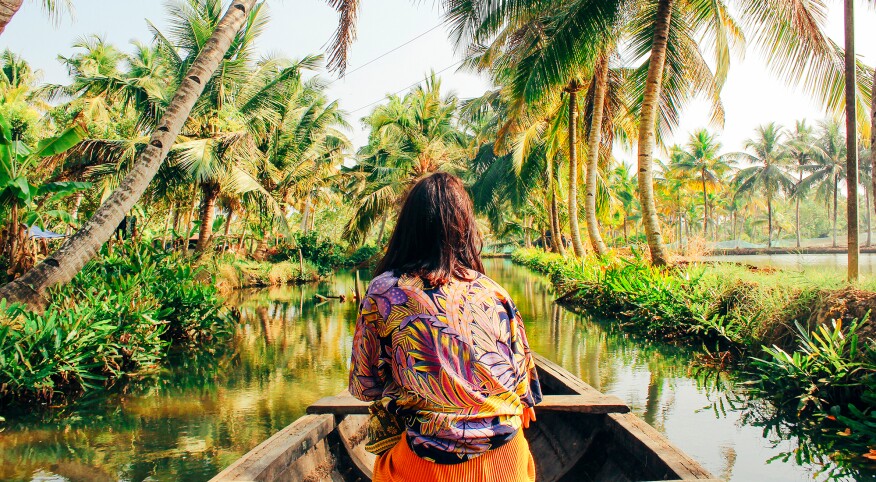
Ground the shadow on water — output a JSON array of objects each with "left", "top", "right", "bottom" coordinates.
[{"left": 0, "top": 259, "right": 871, "bottom": 481}]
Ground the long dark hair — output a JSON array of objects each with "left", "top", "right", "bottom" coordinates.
[{"left": 375, "top": 172, "right": 485, "bottom": 286}]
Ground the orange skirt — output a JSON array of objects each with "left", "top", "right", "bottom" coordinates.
[{"left": 372, "top": 431, "right": 536, "bottom": 482}]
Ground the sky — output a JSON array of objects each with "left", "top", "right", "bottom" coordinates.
[{"left": 1, "top": 0, "right": 875, "bottom": 160}]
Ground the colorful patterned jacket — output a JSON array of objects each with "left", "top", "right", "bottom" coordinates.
[{"left": 349, "top": 270, "right": 542, "bottom": 464}]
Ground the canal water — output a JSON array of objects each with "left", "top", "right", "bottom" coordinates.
[{"left": 0, "top": 259, "right": 864, "bottom": 481}]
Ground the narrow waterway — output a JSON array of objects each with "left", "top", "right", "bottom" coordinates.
[{"left": 0, "top": 259, "right": 863, "bottom": 481}]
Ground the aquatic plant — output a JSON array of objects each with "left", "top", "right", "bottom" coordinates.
[{"left": 0, "top": 242, "right": 229, "bottom": 405}]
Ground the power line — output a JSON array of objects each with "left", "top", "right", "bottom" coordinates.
[
  {"left": 328, "top": 23, "right": 445, "bottom": 84},
  {"left": 347, "top": 59, "right": 466, "bottom": 115}
]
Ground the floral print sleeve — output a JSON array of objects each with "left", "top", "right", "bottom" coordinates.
[{"left": 349, "top": 275, "right": 392, "bottom": 401}]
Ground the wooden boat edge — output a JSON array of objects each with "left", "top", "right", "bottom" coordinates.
[{"left": 211, "top": 354, "right": 717, "bottom": 482}]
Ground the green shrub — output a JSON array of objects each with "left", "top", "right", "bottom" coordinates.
[{"left": 0, "top": 242, "right": 229, "bottom": 406}]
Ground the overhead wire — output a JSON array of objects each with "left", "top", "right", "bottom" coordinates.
[
  {"left": 327, "top": 23, "right": 445, "bottom": 84},
  {"left": 347, "top": 59, "right": 467, "bottom": 115}
]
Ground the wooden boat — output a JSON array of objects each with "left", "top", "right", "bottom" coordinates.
[{"left": 211, "top": 354, "right": 718, "bottom": 482}]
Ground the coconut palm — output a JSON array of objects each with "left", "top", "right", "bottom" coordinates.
[
  {"left": 671, "top": 129, "right": 735, "bottom": 237},
  {"left": 799, "top": 120, "right": 847, "bottom": 248},
  {"left": 345, "top": 74, "right": 467, "bottom": 245},
  {"left": 785, "top": 120, "right": 816, "bottom": 248},
  {"left": 0, "top": 0, "right": 260, "bottom": 307},
  {"left": 734, "top": 123, "right": 795, "bottom": 248}
]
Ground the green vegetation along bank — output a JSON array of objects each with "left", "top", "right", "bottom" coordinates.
[
  {"left": 0, "top": 243, "right": 229, "bottom": 407},
  {"left": 512, "top": 248, "right": 876, "bottom": 469}
]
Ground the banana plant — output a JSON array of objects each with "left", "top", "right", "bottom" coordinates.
[{"left": 0, "top": 113, "right": 90, "bottom": 276}]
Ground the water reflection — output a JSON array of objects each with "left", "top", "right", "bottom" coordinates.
[{"left": 0, "top": 260, "right": 867, "bottom": 481}]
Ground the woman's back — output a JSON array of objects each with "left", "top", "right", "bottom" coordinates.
[{"left": 350, "top": 269, "right": 541, "bottom": 464}]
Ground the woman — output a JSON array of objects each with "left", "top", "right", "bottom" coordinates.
[{"left": 349, "top": 172, "right": 542, "bottom": 482}]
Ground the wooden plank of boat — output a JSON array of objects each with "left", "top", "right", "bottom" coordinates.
[
  {"left": 307, "top": 393, "right": 630, "bottom": 416},
  {"left": 211, "top": 354, "right": 717, "bottom": 482},
  {"left": 532, "top": 353, "right": 715, "bottom": 481}
]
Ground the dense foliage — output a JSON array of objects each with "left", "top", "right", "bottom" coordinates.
[
  {"left": 0, "top": 242, "right": 228, "bottom": 405},
  {"left": 513, "top": 247, "right": 876, "bottom": 472}
]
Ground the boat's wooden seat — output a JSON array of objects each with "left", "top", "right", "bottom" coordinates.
[{"left": 307, "top": 393, "right": 630, "bottom": 415}]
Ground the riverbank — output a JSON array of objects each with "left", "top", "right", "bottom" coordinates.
[
  {"left": 512, "top": 248, "right": 876, "bottom": 468},
  {"left": 710, "top": 246, "right": 876, "bottom": 256},
  {"left": 0, "top": 243, "right": 229, "bottom": 407}
]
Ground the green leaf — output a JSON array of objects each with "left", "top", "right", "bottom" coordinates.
[{"left": 34, "top": 125, "right": 86, "bottom": 158}]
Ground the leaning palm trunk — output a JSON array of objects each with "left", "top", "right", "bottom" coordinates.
[
  {"left": 196, "top": 182, "right": 221, "bottom": 252},
  {"left": 584, "top": 57, "right": 609, "bottom": 256},
  {"left": 0, "top": 0, "right": 22, "bottom": 35},
  {"left": 0, "top": 0, "right": 258, "bottom": 308},
  {"left": 636, "top": 0, "right": 673, "bottom": 266},
  {"left": 566, "top": 83, "right": 586, "bottom": 257}
]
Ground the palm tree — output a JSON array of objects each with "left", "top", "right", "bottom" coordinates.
[
  {"left": 345, "top": 74, "right": 467, "bottom": 245},
  {"left": 671, "top": 129, "right": 735, "bottom": 237},
  {"left": 610, "top": 164, "right": 640, "bottom": 245},
  {"left": 785, "top": 120, "right": 816, "bottom": 248},
  {"left": 0, "top": 0, "right": 260, "bottom": 308},
  {"left": 799, "top": 120, "right": 847, "bottom": 248},
  {"left": 734, "top": 123, "right": 795, "bottom": 248}
]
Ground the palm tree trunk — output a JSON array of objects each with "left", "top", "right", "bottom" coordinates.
[
  {"left": 163, "top": 209, "right": 173, "bottom": 250},
  {"left": 524, "top": 214, "right": 533, "bottom": 248},
  {"left": 866, "top": 183, "right": 871, "bottom": 247},
  {"left": 844, "top": 0, "right": 858, "bottom": 279},
  {"left": 623, "top": 214, "right": 628, "bottom": 244},
  {"left": 0, "top": 0, "right": 23, "bottom": 35},
  {"left": 376, "top": 215, "right": 387, "bottom": 245},
  {"left": 701, "top": 171, "right": 708, "bottom": 236},
  {"left": 796, "top": 170, "right": 802, "bottom": 248},
  {"left": 637, "top": 0, "right": 673, "bottom": 266},
  {"left": 833, "top": 173, "right": 839, "bottom": 248},
  {"left": 0, "top": 0, "right": 258, "bottom": 308},
  {"left": 551, "top": 187, "right": 565, "bottom": 256},
  {"left": 567, "top": 83, "right": 586, "bottom": 257},
  {"left": 547, "top": 156, "right": 566, "bottom": 255},
  {"left": 196, "top": 182, "right": 220, "bottom": 252},
  {"left": 767, "top": 195, "right": 773, "bottom": 248},
  {"left": 300, "top": 193, "right": 312, "bottom": 233},
  {"left": 67, "top": 191, "right": 84, "bottom": 235},
  {"left": 871, "top": 62, "right": 876, "bottom": 250},
  {"left": 584, "top": 56, "right": 609, "bottom": 256}
]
